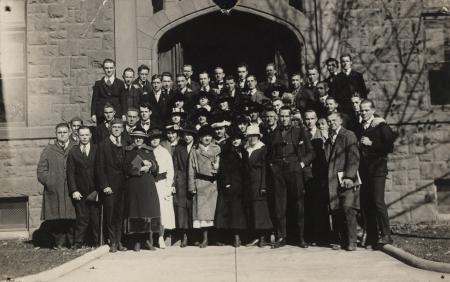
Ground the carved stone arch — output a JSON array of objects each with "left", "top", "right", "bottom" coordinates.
[{"left": 138, "top": 0, "right": 311, "bottom": 73}]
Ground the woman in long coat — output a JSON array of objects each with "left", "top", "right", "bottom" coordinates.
[
  {"left": 188, "top": 125, "right": 221, "bottom": 248},
  {"left": 244, "top": 125, "right": 273, "bottom": 247},
  {"left": 173, "top": 125, "right": 197, "bottom": 247},
  {"left": 215, "top": 129, "right": 248, "bottom": 247},
  {"left": 123, "top": 129, "right": 160, "bottom": 251},
  {"left": 148, "top": 128, "right": 176, "bottom": 249}
]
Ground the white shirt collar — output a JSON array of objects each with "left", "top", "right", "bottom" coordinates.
[
  {"left": 109, "top": 135, "right": 121, "bottom": 145},
  {"left": 80, "top": 143, "right": 91, "bottom": 154},
  {"left": 363, "top": 115, "right": 374, "bottom": 129},
  {"left": 104, "top": 76, "right": 115, "bottom": 84},
  {"left": 246, "top": 141, "right": 264, "bottom": 157},
  {"left": 344, "top": 69, "right": 352, "bottom": 75},
  {"left": 268, "top": 76, "right": 276, "bottom": 83}
]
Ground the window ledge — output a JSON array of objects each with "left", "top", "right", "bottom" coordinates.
[{"left": 0, "top": 126, "right": 54, "bottom": 140}]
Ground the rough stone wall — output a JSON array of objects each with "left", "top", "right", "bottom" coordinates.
[
  {"left": 0, "top": 0, "right": 115, "bottom": 230},
  {"left": 337, "top": 0, "right": 450, "bottom": 222},
  {"left": 27, "top": 0, "right": 115, "bottom": 125},
  {"left": 0, "top": 139, "right": 50, "bottom": 229}
]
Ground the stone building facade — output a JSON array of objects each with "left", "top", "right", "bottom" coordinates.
[{"left": 0, "top": 0, "right": 449, "bottom": 233}]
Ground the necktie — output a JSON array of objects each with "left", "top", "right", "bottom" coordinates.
[
  {"left": 81, "top": 145, "right": 88, "bottom": 157},
  {"left": 106, "top": 79, "right": 112, "bottom": 86},
  {"left": 115, "top": 136, "right": 121, "bottom": 147}
]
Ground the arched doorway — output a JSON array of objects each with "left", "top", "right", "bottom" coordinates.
[{"left": 157, "top": 10, "right": 303, "bottom": 82}]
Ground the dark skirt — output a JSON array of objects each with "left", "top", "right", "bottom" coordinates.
[
  {"left": 175, "top": 205, "right": 192, "bottom": 230},
  {"left": 124, "top": 173, "right": 161, "bottom": 234},
  {"left": 215, "top": 192, "right": 247, "bottom": 230},
  {"left": 246, "top": 200, "right": 273, "bottom": 230}
]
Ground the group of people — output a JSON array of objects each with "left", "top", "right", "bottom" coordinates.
[{"left": 37, "top": 54, "right": 395, "bottom": 253}]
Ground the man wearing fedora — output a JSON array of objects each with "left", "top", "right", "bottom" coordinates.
[{"left": 268, "top": 106, "right": 315, "bottom": 248}]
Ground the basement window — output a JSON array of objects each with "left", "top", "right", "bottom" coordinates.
[{"left": 0, "top": 195, "right": 28, "bottom": 231}]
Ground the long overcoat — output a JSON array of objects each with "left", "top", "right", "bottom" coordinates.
[
  {"left": 215, "top": 144, "right": 247, "bottom": 230},
  {"left": 187, "top": 143, "right": 221, "bottom": 222},
  {"left": 325, "top": 127, "right": 360, "bottom": 211},
  {"left": 245, "top": 143, "right": 273, "bottom": 230},
  {"left": 37, "top": 141, "right": 76, "bottom": 220},
  {"left": 173, "top": 142, "right": 192, "bottom": 229}
]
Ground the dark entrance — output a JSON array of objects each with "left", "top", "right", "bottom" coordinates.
[{"left": 158, "top": 11, "right": 303, "bottom": 82}]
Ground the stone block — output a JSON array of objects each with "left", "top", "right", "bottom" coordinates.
[
  {"left": 137, "top": 31, "right": 154, "bottom": 49},
  {"left": 410, "top": 203, "right": 439, "bottom": 223},
  {"left": 70, "top": 56, "right": 88, "bottom": 69},
  {"left": 52, "top": 104, "right": 81, "bottom": 122},
  {"left": 193, "top": 0, "right": 215, "bottom": 10},
  {"left": 164, "top": 5, "right": 184, "bottom": 22},
  {"left": 67, "top": 0, "right": 82, "bottom": 10},
  {"left": 48, "top": 3, "right": 67, "bottom": 18},
  {"left": 29, "top": 65, "right": 50, "bottom": 78},
  {"left": 420, "top": 161, "right": 448, "bottom": 180},
  {"left": 137, "top": 17, "right": 159, "bottom": 37},
  {"left": 419, "top": 154, "right": 433, "bottom": 162},
  {"left": 70, "top": 86, "right": 90, "bottom": 103},
  {"left": 28, "top": 32, "right": 48, "bottom": 45},
  {"left": 102, "top": 33, "right": 114, "bottom": 50},
  {"left": 392, "top": 171, "right": 408, "bottom": 185},
  {"left": 408, "top": 169, "right": 421, "bottom": 181},
  {"left": 180, "top": 0, "right": 196, "bottom": 15},
  {"left": 49, "top": 30, "right": 67, "bottom": 39},
  {"left": 136, "top": 0, "right": 152, "bottom": 17},
  {"left": 50, "top": 57, "right": 70, "bottom": 78}
]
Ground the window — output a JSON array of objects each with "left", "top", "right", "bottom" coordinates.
[
  {"left": 0, "top": 0, "right": 27, "bottom": 125},
  {"left": 424, "top": 14, "right": 450, "bottom": 106}
]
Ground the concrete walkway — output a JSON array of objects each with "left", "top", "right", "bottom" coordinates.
[{"left": 53, "top": 246, "right": 444, "bottom": 282}]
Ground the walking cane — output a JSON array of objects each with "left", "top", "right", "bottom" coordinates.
[{"left": 100, "top": 203, "right": 104, "bottom": 245}]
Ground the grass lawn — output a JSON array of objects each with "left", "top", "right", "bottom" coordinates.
[
  {"left": 391, "top": 224, "right": 450, "bottom": 264},
  {"left": 0, "top": 240, "right": 91, "bottom": 280}
]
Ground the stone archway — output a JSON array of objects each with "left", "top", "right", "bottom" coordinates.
[
  {"left": 156, "top": 10, "right": 304, "bottom": 81},
  {"left": 134, "top": 0, "right": 312, "bottom": 74}
]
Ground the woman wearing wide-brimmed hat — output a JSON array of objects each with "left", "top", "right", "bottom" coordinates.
[
  {"left": 215, "top": 128, "right": 248, "bottom": 247},
  {"left": 244, "top": 125, "right": 273, "bottom": 248},
  {"left": 187, "top": 124, "right": 221, "bottom": 248},
  {"left": 148, "top": 128, "right": 176, "bottom": 249},
  {"left": 123, "top": 129, "right": 160, "bottom": 251}
]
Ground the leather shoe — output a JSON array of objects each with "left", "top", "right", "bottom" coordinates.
[
  {"left": 118, "top": 242, "right": 127, "bottom": 251},
  {"left": 144, "top": 240, "right": 156, "bottom": 251},
  {"left": 109, "top": 243, "right": 118, "bottom": 253},
  {"left": 258, "top": 239, "right": 268, "bottom": 248},
  {"left": 271, "top": 238, "right": 286, "bottom": 249},
  {"left": 180, "top": 236, "right": 188, "bottom": 248},
  {"left": 331, "top": 244, "right": 341, "bottom": 250},
  {"left": 347, "top": 243, "right": 357, "bottom": 251},
  {"left": 133, "top": 242, "right": 141, "bottom": 252},
  {"left": 378, "top": 235, "right": 393, "bottom": 245},
  {"left": 298, "top": 239, "right": 308, "bottom": 248},
  {"left": 246, "top": 238, "right": 259, "bottom": 247}
]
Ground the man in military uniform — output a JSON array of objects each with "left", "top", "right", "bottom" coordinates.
[{"left": 268, "top": 106, "right": 315, "bottom": 248}]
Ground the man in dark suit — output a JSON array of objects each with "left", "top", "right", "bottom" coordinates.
[
  {"left": 95, "top": 102, "right": 116, "bottom": 144},
  {"left": 183, "top": 64, "right": 200, "bottom": 93},
  {"left": 134, "top": 64, "right": 152, "bottom": 95},
  {"left": 245, "top": 75, "right": 270, "bottom": 105},
  {"left": 236, "top": 62, "right": 249, "bottom": 93},
  {"left": 210, "top": 66, "right": 226, "bottom": 95},
  {"left": 175, "top": 73, "right": 196, "bottom": 111},
  {"left": 121, "top": 67, "right": 142, "bottom": 120},
  {"left": 91, "top": 59, "right": 125, "bottom": 124},
  {"left": 258, "top": 63, "right": 288, "bottom": 98},
  {"left": 197, "top": 71, "right": 216, "bottom": 106},
  {"left": 122, "top": 107, "right": 140, "bottom": 146},
  {"left": 135, "top": 102, "right": 153, "bottom": 135},
  {"left": 332, "top": 54, "right": 368, "bottom": 114},
  {"left": 325, "top": 112, "right": 360, "bottom": 251},
  {"left": 303, "top": 110, "right": 330, "bottom": 245},
  {"left": 289, "top": 73, "right": 302, "bottom": 100},
  {"left": 96, "top": 118, "right": 127, "bottom": 252},
  {"left": 325, "top": 57, "right": 339, "bottom": 95},
  {"left": 144, "top": 74, "right": 170, "bottom": 129},
  {"left": 67, "top": 126, "right": 99, "bottom": 249},
  {"left": 69, "top": 117, "right": 83, "bottom": 145},
  {"left": 295, "top": 65, "right": 319, "bottom": 114},
  {"left": 268, "top": 106, "right": 315, "bottom": 248},
  {"left": 358, "top": 99, "right": 395, "bottom": 248},
  {"left": 162, "top": 72, "right": 176, "bottom": 96}
]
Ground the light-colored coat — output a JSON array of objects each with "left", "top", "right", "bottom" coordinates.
[
  {"left": 188, "top": 143, "right": 221, "bottom": 222},
  {"left": 37, "top": 141, "right": 76, "bottom": 220},
  {"left": 153, "top": 145, "right": 176, "bottom": 229}
]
